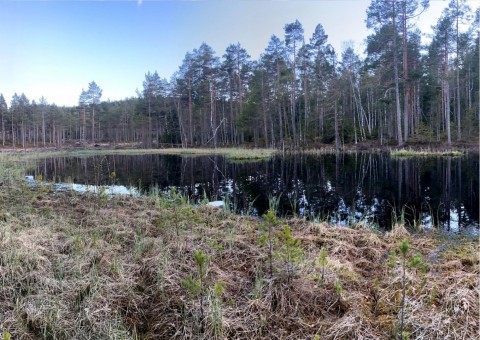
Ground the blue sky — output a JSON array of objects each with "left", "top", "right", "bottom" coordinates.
[{"left": 1, "top": 0, "right": 477, "bottom": 107}]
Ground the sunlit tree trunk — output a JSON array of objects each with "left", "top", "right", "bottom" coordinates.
[
  {"left": 188, "top": 77, "right": 193, "bottom": 146},
  {"left": 402, "top": 1, "right": 410, "bottom": 142},
  {"left": 444, "top": 33, "right": 452, "bottom": 145},
  {"left": 261, "top": 72, "right": 269, "bottom": 147},
  {"left": 393, "top": 0, "right": 403, "bottom": 146},
  {"left": 455, "top": 0, "right": 461, "bottom": 140}
]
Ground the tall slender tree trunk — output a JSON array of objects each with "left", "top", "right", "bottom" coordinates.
[
  {"left": 303, "top": 71, "right": 308, "bottom": 143},
  {"left": 91, "top": 105, "right": 95, "bottom": 144},
  {"left": 209, "top": 81, "right": 217, "bottom": 148},
  {"left": 237, "top": 55, "right": 244, "bottom": 134},
  {"left": 261, "top": 72, "right": 269, "bottom": 147},
  {"left": 21, "top": 120, "right": 26, "bottom": 150},
  {"left": 291, "top": 42, "right": 298, "bottom": 146},
  {"left": 353, "top": 102, "right": 358, "bottom": 144},
  {"left": 444, "top": 34, "right": 452, "bottom": 145},
  {"left": 229, "top": 76, "right": 235, "bottom": 144},
  {"left": 1, "top": 110, "right": 4, "bottom": 146},
  {"left": 188, "top": 77, "right": 193, "bottom": 146},
  {"left": 82, "top": 107, "right": 86, "bottom": 143},
  {"left": 334, "top": 99, "right": 340, "bottom": 150},
  {"left": 52, "top": 118, "right": 56, "bottom": 146},
  {"left": 455, "top": 3, "right": 461, "bottom": 140},
  {"left": 11, "top": 111, "right": 15, "bottom": 149},
  {"left": 276, "top": 62, "right": 284, "bottom": 144},
  {"left": 42, "top": 108, "right": 46, "bottom": 147},
  {"left": 402, "top": 2, "right": 410, "bottom": 142},
  {"left": 148, "top": 96, "right": 152, "bottom": 147},
  {"left": 392, "top": 0, "right": 403, "bottom": 146},
  {"left": 315, "top": 54, "right": 322, "bottom": 137}
]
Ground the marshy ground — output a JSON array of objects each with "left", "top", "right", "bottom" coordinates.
[{"left": 0, "top": 157, "right": 478, "bottom": 339}]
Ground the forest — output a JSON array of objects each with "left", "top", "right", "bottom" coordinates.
[{"left": 1, "top": 0, "right": 478, "bottom": 149}]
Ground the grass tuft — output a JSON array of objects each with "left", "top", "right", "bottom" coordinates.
[{"left": 391, "top": 148, "right": 465, "bottom": 157}]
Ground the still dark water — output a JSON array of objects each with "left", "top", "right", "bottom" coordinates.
[{"left": 28, "top": 153, "right": 479, "bottom": 234}]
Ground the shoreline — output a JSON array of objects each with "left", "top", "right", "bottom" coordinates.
[
  {"left": 0, "top": 140, "right": 478, "bottom": 159},
  {"left": 0, "top": 179, "right": 477, "bottom": 338}
]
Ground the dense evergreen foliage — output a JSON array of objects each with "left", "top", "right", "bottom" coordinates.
[{"left": 1, "top": 2, "right": 478, "bottom": 149}]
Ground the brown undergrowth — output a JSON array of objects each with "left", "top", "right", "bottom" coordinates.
[{"left": 0, "top": 184, "right": 478, "bottom": 339}]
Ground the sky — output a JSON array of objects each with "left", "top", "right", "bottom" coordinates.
[{"left": 0, "top": 0, "right": 477, "bottom": 107}]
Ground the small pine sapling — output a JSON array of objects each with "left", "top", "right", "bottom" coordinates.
[
  {"left": 396, "top": 240, "right": 428, "bottom": 340},
  {"left": 408, "top": 253, "right": 429, "bottom": 287},
  {"left": 211, "top": 282, "right": 224, "bottom": 337},
  {"left": 259, "top": 196, "right": 281, "bottom": 278},
  {"left": 251, "top": 270, "right": 264, "bottom": 300},
  {"left": 334, "top": 277, "right": 343, "bottom": 297},
  {"left": 276, "top": 225, "right": 303, "bottom": 282},
  {"left": 399, "top": 239, "right": 409, "bottom": 340},
  {"left": 387, "top": 249, "right": 397, "bottom": 274},
  {"left": 317, "top": 246, "right": 329, "bottom": 287},
  {"left": 181, "top": 250, "right": 209, "bottom": 332}
]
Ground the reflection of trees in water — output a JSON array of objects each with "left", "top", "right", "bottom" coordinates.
[{"left": 31, "top": 153, "right": 479, "bottom": 232}]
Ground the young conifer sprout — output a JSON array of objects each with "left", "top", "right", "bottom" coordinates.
[
  {"left": 318, "top": 246, "right": 328, "bottom": 287},
  {"left": 259, "top": 195, "right": 281, "bottom": 278},
  {"left": 275, "top": 225, "right": 302, "bottom": 282},
  {"left": 211, "top": 281, "right": 224, "bottom": 337},
  {"left": 181, "top": 250, "right": 209, "bottom": 333},
  {"left": 399, "top": 239, "right": 409, "bottom": 340},
  {"left": 334, "top": 277, "right": 343, "bottom": 297},
  {"left": 396, "top": 238, "right": 429, "bottom": 340}
]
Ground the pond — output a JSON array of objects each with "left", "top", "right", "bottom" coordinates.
[{"left": 27, "top": 152, "right": 479, "bottom": 234}]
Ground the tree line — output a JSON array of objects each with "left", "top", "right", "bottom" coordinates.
[{"left": 1, "top": 0, "right": 478, "bottom": 149}]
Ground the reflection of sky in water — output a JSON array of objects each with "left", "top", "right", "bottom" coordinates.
[
  {"left": 26, "top": 176, "right": 139, "bottom": 196},
  {"left": 27, "top": 153, "right": 479, "bottom": 236}
]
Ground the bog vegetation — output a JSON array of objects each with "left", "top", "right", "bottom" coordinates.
[{"left": 0, "top": 159, "right": 478, "bottom": 339}]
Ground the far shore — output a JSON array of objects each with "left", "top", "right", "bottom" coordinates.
[{"left": 0, "top": 139, "right": 478, "bottom": 157}]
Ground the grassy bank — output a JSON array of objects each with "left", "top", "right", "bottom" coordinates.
[
  {"left": 0, "top": 162, "right": 478, "bottom": 339},
  {"left": 0, "top": 147, "right": 277, "bottom": 162},
  {"left": 390, "top": 148, "right": 465, "bottom": 157},
  {"left": 1, "top": 143, "right": 477, "bottom": 166}
]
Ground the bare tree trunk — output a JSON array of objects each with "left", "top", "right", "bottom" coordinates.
[
  {"left": 148, "top": 96, "right": 152, "bottom": 148},
  {"left": 209, "top": 81, "right": 217, "bottom": 148},
  {"left": 402, "top": 1, "right": 410, "bottom": 143},
  {"left": 21, "top": 120, "right": 26, "bottom": 150},
  {"left": 91, "top": 105, "right": 95, "bottom": 144},
  {"left": 444, "top": 35, "right": 452, "bottom": 145},
  {"left": 42, "top": 107, "right": 46, "bottom": 147},
  {"left": 303, "top": 70, "right": 308, "bottom": 143},
  {"left": 393, "top": 0, "right": 403, "bottom": 146},
  {"left": 1, "top": 109, "right": 4, "bottom": 146},
  {"left": 334, "top": 99, "right": 340, "bottom": 150},
  {"left": 52, "top": 118, "right": 56, "bottom": 147},
  {"left": 188, "top": 77, "right": 193, "bottom": 146},
  {"left": 82, "top": 106, "right": 86, "bottom": 143},
  {"left": 237, "top": 53, "right": 244, "bottom": 141},
  {"left": 291, "top": 41, "right": 298, "bottom": 147},
  {"left": 276, "top": 62, "right": 284, "bottom": 144},
  {"left": 455, "top": 2, "right": 461, "bottom": 140},
  {"left": 229, "top": 76, "right": 235, "bottom": 144},
  {"left": 261, "top": 72, "right": 269, "bottom": 147}
]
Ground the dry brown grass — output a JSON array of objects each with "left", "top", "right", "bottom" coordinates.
[{"left": 0, "top": 183, "right": 478, "bottom": 339}]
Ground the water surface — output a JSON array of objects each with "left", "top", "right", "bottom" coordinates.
[{"left": 28, "top": 152, "right": 479, "bottom": 234}]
